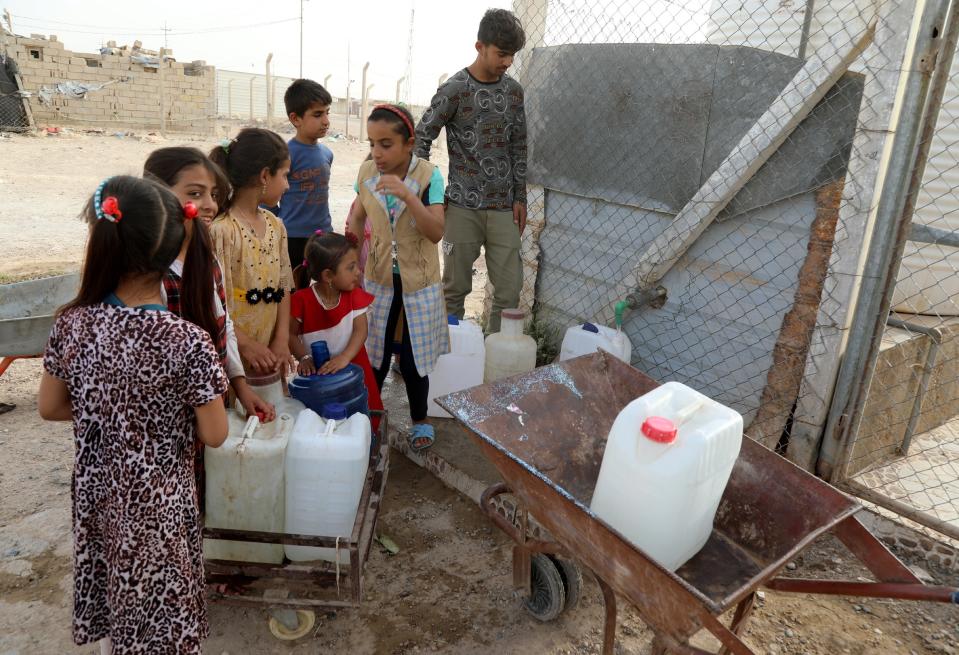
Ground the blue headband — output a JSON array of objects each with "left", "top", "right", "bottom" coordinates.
[{"left": 93, "top": 177, "right": 120, "bottom": 223}]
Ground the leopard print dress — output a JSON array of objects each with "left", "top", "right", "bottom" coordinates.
[{"left": 44, "top": 303, "right": 228, "bottom": 654}]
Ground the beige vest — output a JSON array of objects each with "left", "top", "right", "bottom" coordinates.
[{"left": 357, "top": 158, "right": 441, "bottom": 293}]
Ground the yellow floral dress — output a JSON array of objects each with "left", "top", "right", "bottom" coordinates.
[{"left": 210, "top": 208, "right": 293, "bottom": 360}]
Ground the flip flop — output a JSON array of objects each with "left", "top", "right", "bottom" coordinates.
[{"left": 407, "top": 424, "right": 435, "bottom": 452}]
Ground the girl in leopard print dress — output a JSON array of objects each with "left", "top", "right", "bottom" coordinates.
[{"left": 38, "top": 176, "right": 229, "bottom": 655}]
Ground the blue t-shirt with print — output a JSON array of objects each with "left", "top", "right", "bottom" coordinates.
[{"left": 278, "top": 138, "right": 334, "bottom": 238}]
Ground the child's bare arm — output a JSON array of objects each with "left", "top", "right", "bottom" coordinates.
[
  {"left": 195, "top": 396, "right": 228, "bottom": 447},
  {"left": 38, "top": 372, "right": 71, "bottom": 421},
  {"left": 319, "top": 313, "right": 368, "bottom": 375},
  {"left": 375, "top": 175, "right": 444, "bottom": 243},
  {"left": 347, "top": 200, "right": 367, "bottom": 242}
]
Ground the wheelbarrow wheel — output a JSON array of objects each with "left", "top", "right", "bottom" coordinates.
[
  {"left": 549, "top": 556, "right": 583, "bottom": 612},
  {"left": 268, "top": 609, "right": 315, "bottom": 640},
  {"left": 524, "top": 553, "right": 566, "bottom": 622}
]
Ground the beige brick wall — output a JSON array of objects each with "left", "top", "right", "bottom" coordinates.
[{"left": 8, "top": 34, "right": 215, "bottom": 133}]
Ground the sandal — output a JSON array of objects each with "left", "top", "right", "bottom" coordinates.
[{"left": 407, "top": 424, "right": 435, "bottom": 453}]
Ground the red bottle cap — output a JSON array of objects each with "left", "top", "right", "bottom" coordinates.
[{"left": 642, "top": 416, "right": 677, "bottom": 443}]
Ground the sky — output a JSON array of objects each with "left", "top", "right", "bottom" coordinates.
[{"left": 3, "top": 0, "right": 512, "bottom": 105}]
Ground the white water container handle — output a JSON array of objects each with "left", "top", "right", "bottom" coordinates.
[
  {"left": 672, "top": 399, "right": 705, "bottom": 429},
  {"left": 237, "top": 414, "right": 259, "bottom": 453},
  {"left": 322, "top": 419, "right": 336, "bottom": 438}
]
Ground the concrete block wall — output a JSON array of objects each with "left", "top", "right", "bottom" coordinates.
[{"left": 5, "top": 33, "right": 215, "bottom": 132}]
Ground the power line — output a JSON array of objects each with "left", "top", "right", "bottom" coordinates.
[{"left": 11, "top": 15, "right": 298, "bottom": 37}]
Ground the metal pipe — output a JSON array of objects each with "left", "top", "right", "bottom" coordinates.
[
  {"left": 909, "top": 221, "right": 959, "bottom": 247},
  {"left": 819, "top": 0, "right": 957, "bottom": 482},
  {"left": 798, "top": 0, "right": 817, "bottom": 60},
  {"left": 842, "top": 478, "right": 959, "bottom": 542},
  {"left": 885, "top": 316, "right": 943, "bottom": 454},
  {"left": 765, "top": 577, "right": 959, "bottom": 604}
]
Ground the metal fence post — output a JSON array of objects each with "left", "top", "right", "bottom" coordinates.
[{"left": 818, "top": 0, "right": 958, "bottom": 482}]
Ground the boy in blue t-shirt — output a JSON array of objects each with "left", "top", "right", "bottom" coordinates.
[{"left": 278, "top": 79, "right": 334, "bottom": 269}]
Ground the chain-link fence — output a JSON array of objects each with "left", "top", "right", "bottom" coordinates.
[
  {"left": 0, "top": 40, "right": 32, "bottom": 132},
  {"left": 822, "top": 2, "right": 959, "bottom": 545},
  {"left": 504, "top": 0, "right": 959, "bottom": 545}
]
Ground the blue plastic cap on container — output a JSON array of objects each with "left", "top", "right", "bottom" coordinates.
[
  {"left": 310, "top": 340, "right": 331, "bottom": 366},
  {"left": 582, "top": 322, "right": 599, "bottom": 333},
  {"left": 321, "top": 402, "right": 348, "bottom": 421},
  {"left": 447, "top": 314, "right": 460, "bottom": 326}
]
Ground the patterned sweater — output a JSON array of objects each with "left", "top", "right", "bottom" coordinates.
[{"left": 415, "top": 68, "right": 527, "bottom": 210}]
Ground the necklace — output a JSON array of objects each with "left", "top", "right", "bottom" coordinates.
[{"left": 317, "top": 286, "right": 341, "bottom": 309}]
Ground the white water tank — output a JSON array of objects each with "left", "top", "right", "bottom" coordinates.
[
  {"left": 427, "top": 316, "right": 486, "bottom": 418},
  {"left": 590, "top": 382, "right": 743, "bottom": 571},
  {"left": 204, "top": 412, "right": 295, "bottom": 564},
  {"left": 484, "top": 308, "right": 537, "bottom": 383},
  {"left": 285, "top": 407, "right": 371, "bottom": 563},
  {"left": 560, "top": 322, "right": 632, "bottom": 364}
]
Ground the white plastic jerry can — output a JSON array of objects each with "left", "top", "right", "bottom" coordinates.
[
  {"left": 589, "top": 381, "right": 743, "bottom": 571},
  {"left": 559, "top": 322, "right": 632, "bottom": 364},
  {"left": 427, "top": 315, "right": 486, "bottom": 418},
  {"left": 484, "top": 308, "right": 537, "bottom": 383},
  {"left": 204, "top": 411, "right": 295, "bottom": 564},
  {"left": 285, "top": 405, "right": 371, "bottom": 563}
]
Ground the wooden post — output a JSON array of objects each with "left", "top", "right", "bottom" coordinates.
[{"left": 157, "top": 48, "right": 167, "bottom": 136}]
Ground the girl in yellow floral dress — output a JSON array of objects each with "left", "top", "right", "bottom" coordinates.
[{"left": 209, "top": 128, "right": 294, "bottom": 375}]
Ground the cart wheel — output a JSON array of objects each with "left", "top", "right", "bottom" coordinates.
[
  {"left": 524, "top": 553, "right": 566, "bottom": 622},
  {"left": 549, "top": 556, "right": 583, "bottom": 612},
  {"left": 268, "top": 610, "right": 315, "bottom": 641}
]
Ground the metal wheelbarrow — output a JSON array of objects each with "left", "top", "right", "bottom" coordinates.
[
  {"left": 0, "top": 273, "right": 79, "bottom": 377},
  {"left": 436, "top": 352, "right": 958, "bottom": 655}
]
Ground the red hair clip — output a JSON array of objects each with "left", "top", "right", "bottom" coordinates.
[
  {"left": 183, "top": 202, "right": 199, "bottom": 220},
  {"left": 314, "top": 229, "right": 325, "bottom": 236},
  {"left": 99, "top": 196, "right": 122, "bottom": 223},
  {"left": 345, "top": 231, "right": 359, "bottom": 247}
]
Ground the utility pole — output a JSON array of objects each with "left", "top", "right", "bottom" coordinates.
[
  {"left": 3, "top": 9, "right": 13, "bottom": 34},
  {"left": 345, "top": 41, "right": 351, "bottom": 137},
  {"left": 265, "top": 53, "right": 274, "bottom": 129},
  {"left": 395, "top": 76, "right": 405, "bottom": 103},
  {"left": 162, "top": 21, "right": 170, "bottom": 50},
  {"left": 299, "top": 0, "right": 308, "bottom": 77},
  {"left": 323, "top": 74, "right": 331, "bottom": 89},
  {"left": 402, "top": 5, "right": 414, "bottom": 103}
]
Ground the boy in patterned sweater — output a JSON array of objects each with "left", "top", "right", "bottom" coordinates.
[{"left": 415, "top": 8, "right": 527, "bottom": 332}]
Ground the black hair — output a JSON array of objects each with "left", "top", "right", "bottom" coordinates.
[
  {"left": 294, "top": 231, "right": 359, "bottom": 290},
  {"left": 284, "top": 78, "right": 333, "bottom": 117},
  {"left": 143, "top": 146, "right": 224, "bottom": 347},
  {"left": 478, "top": 9, "right": 526, "bottom": 53},
  {"left": 208, "top": 128, "right": 289, "bottom": 212},
  {"left": 367, "top": 104, "right": 415, "bottom": 141},
  {"left": 62, "top": 176, "right": 184, "bottom": 312}
]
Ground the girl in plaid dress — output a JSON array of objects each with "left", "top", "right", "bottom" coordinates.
[{"left": 347, "top": 104, "right": 449, "bottom": 451}]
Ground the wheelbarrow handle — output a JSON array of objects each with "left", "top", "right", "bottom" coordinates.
[
  {"left": 479, "top": 483, "right": 562, "bottom": 555},
  {"left": 766, "top": 578, "right": 959, "bottom": 604}
]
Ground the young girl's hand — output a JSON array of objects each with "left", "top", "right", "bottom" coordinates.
[
  {"left": 240, "top": 340, "right": 279, "bottom": 374},
  {"left": 297, "top": 355, "right": 317, "bottom": 377},
  {"left": 318, "top": 354, "right": 351, "bottom": 375},
  {"left": 237, "top": 388, "right": 276, "bottom": 423},
  {"left": 375, "top": 175, "right": 412, "bottom": 203},
  {"left": 269, "top": 340, "right": 293, "bottom": 374}
]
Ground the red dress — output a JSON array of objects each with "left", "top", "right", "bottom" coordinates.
[{"left": 291, "top": 285, "right": 385, "bottom": 428}]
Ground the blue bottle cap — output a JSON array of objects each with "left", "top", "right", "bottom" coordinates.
[
  {"left": 310, "top": 340, "right": 331, "bottom": 366},
  {"left": 321, "top": 402, "right": 348, "bottom": 421},
  {"left": 582, "top": 322, "right": 599, "bottom": 333},
  {"left": 447, "top": 314, "right": 460, "bottom": 326}
]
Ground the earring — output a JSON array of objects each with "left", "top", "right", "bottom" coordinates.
[
  {"left": 328, "top": 280, "right": 335, "bottom": 291},
  {"left": 260, "top": 183, "right": 267, "bottom": 198}
]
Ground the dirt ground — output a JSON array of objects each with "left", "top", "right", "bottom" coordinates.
[{"left": 1, "top": 132, "right": 958, "bottom": 654}]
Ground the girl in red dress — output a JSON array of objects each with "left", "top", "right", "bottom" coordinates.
[{"left": 289, "top": 231, "right": 385, "bottom": 425}]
